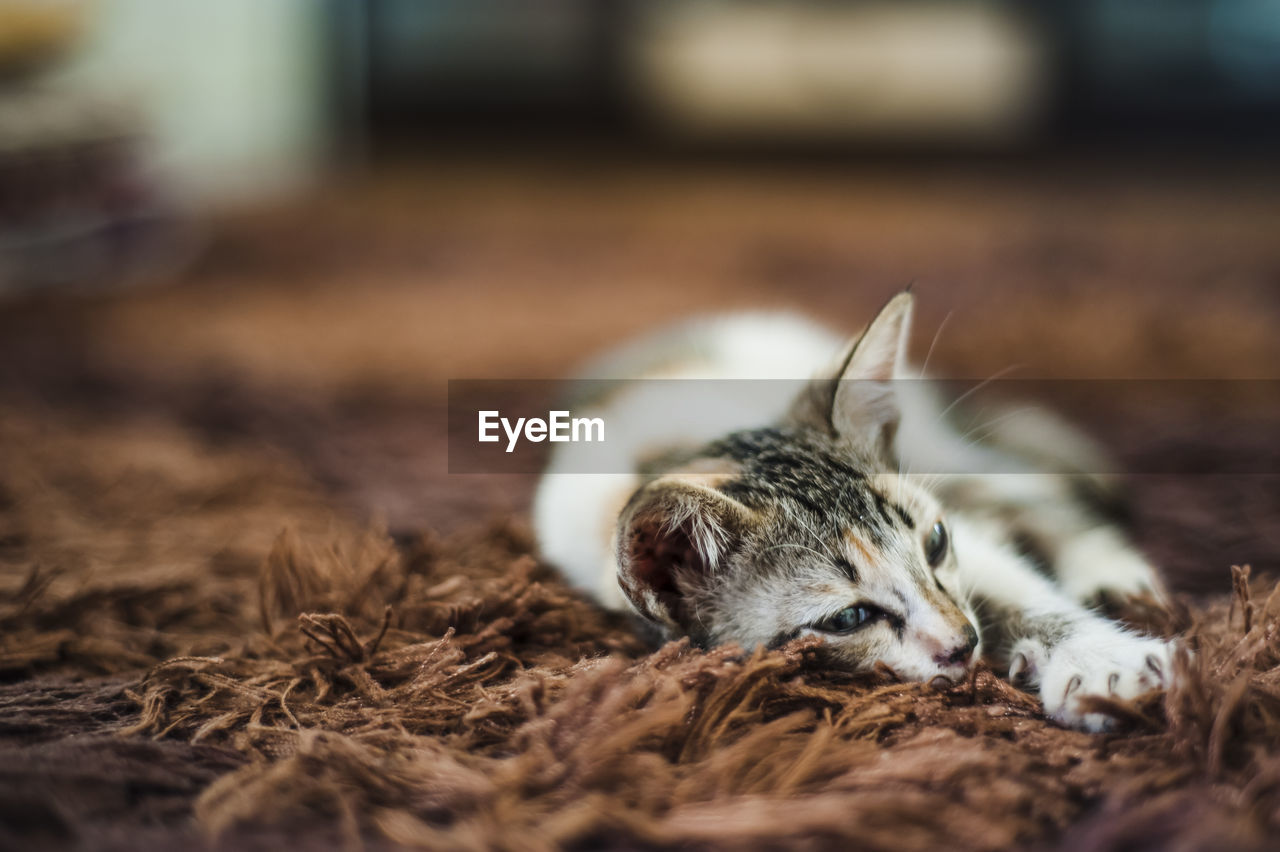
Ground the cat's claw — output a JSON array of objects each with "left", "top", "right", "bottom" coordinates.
[
  {"left": 1008, "top": 651, "right": 1031, "bottom": 687},
  {"left": 1010, "top": 632, "right": 1176, "bottom": 733}
]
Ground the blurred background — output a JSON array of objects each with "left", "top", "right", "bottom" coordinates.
[{"left": 1, "top": 0, "right": 1278, "bottom": 595}]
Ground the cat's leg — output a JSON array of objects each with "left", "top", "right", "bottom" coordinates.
[
  {"left": 1047, "top": 516, "right": 1166, "bottom": 607},
  {"left": 943, "top": 516, "right": 1176, "bottom": 732},
  {"left": 940, "top": 474, "right": 1166, "bottom": 607},
  {"left": 970, "top": 401, "right": 1167, "bottom": 607}
]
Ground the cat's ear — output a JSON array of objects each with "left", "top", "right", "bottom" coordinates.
[
  {"left": 787, "top": 291, "right": 913, "bottom": 457},
  {"left": 615, "top": 477, "right": 755, "bottom": 635},
  {"left": 830, "top": 291, "right": 913, "bottom": 455}
]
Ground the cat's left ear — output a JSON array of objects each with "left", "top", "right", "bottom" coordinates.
[
  {"left": 792, "top": 291, "right": 913, "bottom": 458},
  {"left": 615, "top": 477, "right": 755, "bottom": 637},
  {"left": 832, "top": 291, "right": 913, "bottom": 455}
]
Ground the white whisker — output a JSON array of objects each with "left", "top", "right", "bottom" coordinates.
[
  {"left": 954, "top": 405, "right": 1039, "bottom": 449},
  {"left": 918, "top": 310, "right": 952, "bottom": 380},
  {"left": 762, "top": 542, "right": 832, "bottom": 564},
  {"left": 935, "top": 364, "right": 1025, "bottom": 425},
  {"left": 790, "top": 513, "right": 840, "bottom": 563}
]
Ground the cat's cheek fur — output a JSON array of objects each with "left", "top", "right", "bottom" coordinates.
[{"left": 1012, "top": 627, "right": 1176, "bottom": 732}]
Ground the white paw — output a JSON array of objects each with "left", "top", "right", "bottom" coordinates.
[{"left": 1009, "top": 629, "right": 1175, "bottom": 732}]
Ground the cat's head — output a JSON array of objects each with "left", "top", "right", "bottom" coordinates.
[{"left": 614, "top": 293, "right": 981, "bottom": 681}]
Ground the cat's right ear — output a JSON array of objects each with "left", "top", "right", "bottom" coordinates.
[{"left": 615, "top": 477, "right": 755, "bottom": 636}]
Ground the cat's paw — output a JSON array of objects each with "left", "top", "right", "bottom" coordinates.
[{"left": 1008, "top": 629, "right": 1174, "bottom": 732}]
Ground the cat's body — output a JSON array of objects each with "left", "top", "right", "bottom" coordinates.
[{"left": 534, "top": 294, "right": 1177, "bottom": 731}]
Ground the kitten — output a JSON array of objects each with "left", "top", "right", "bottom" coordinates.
[{"left": 534, "top": 293, "right": 1177, "bottom": 731}]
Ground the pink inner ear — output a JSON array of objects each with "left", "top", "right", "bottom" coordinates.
[
  {"left": 623, "top": 518, "right": 700, "bottom": 623},
  {"left": 630, "top": 522, "right": 684, "bottom": 596},
  {"left": 862, "top": 359, "right": 895, "bottom": 383},
  {"left": 844, "top": 337, "right": 898, "bottom": 383}
]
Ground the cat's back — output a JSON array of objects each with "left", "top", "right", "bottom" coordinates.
[{"left": 575, "top": 311, "right": 844, "bottom": 388}]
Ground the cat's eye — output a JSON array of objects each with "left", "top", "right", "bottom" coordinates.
[
  {"left": 813, "top": 604, "right": 880, "bottom": 634},
  {"left": 925, "top": 521, "right": 949, "bottom": 567}
]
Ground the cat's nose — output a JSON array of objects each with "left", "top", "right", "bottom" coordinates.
[{"left": 936, "top": 623, "right": 979, "bottom": 666}]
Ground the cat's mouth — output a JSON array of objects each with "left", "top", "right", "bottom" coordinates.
[
  {"left": 930, "top": 659, "right": 978, "bottom": 684},
  {"left": 863, "top": 652, "right": 977, "bottom": 685}
]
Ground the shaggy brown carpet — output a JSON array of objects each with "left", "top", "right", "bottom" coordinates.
[{"left": 1, "top": 155, "right": 1279, "bottom": 850}]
